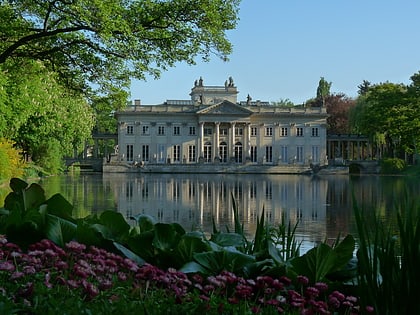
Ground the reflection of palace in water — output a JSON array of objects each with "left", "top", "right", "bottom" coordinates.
[{"left": 102, "top": 174, "right": 331, "bottom": 244}]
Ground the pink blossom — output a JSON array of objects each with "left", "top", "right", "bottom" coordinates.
[{"left": 0, "top": 261, "right": 15, "bottom": 272}]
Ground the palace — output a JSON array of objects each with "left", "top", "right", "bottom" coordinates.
[{"left": 112, "top": 77, "right": 329, "bottom": 173}]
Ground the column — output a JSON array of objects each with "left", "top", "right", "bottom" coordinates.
[
  {"left": 199, "top": 122, "right": 204, "bottom": 158},
  {"left": 215, "top": 122, "right": 220, "bottom": 161},
  {"left": 230, "top": 122, "right": 236, "bottom": 160}
]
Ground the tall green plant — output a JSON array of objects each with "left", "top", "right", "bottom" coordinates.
[{"left": 354, "top": 198, "right": 420, "bottom": 314}]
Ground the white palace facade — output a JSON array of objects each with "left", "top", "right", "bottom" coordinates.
[{"left": 113, "top": 77, "right": 329, "bottom": 173}]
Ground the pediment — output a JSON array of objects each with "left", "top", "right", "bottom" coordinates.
[{"left": 196, "top": 100, "right": 253, "bottom": 115}]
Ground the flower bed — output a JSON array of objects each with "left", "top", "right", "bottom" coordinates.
[{"left": 0, "top": 236, "right": 372, "bottom": 314}]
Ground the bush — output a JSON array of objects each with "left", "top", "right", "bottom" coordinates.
[
  {"left": 380, "top": 158, "right": 407, "bottom": 174},
  {"left": 0, "top": 139, "right": 24, "bottom": 181}
]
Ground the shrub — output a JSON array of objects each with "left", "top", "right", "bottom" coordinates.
[
  {"left": 380, "top": 158, "right": 407, "bottom": 174},
  {"left": 0, "top": 139, "right": 24, "bottom": 181}
]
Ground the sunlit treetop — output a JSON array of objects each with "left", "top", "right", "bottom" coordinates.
[{"left": 0, "top": 0, "right": 240, "bottom": 95}]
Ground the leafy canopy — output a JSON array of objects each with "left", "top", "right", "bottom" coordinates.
[{"left": 0, "top": 0, "right": 241, "bottom": 94}]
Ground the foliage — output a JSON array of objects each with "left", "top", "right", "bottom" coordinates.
[
  {"left": 0, "top": 237, "right": 369, "bottom": 314},
  {"left": 354, "top": 199, "right": 420, "bottom": 315},
  {"left": 0, "top": 60, "right": 95, "bottom": 167},
  {"left": 0, "top": 139, "right": 24, "bottom": 181},
  {"left": 380, "top": 158, "right": 407, "bottom": 174},
  {"left": 271, "top": 98, "right": 295, "bottom": 107},
  {"left": 316, "top": 77, "right": 332, "bottom": 107},
  {"left": 325, "top": 94, "right": 357, "bottom": 134},
  {"left": 350, "top": 73, "right": 420, "bottom": 159},
  {"left": 0, "top": 0, "right": 240, "bottom": 97}
]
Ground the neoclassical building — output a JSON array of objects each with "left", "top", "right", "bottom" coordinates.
[{"left": 114, "top": 77, "right": 328, "bottom": 171}]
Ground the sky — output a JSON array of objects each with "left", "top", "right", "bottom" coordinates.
[{"left": 130, "top": 0, "right": 420, "bottom": 105}]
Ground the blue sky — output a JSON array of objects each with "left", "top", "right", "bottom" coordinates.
[{"left": 130, "top": 0, "right": 420, "bottom": 105}]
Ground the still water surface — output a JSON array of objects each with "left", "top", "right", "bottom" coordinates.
[{"left": 25, "top": 173, "right": 418, "bottom": 251}]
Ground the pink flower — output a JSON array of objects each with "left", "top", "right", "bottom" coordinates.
[
  {"left": 297, "top": 275, "right": 309, "bottom": 285},
  {"left": 0, "top": 261, "right": 15, "bottom": 272}
]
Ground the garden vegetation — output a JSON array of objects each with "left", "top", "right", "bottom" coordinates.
[{"left": 1, "top": 178, "right": 419, "bottom": 314}]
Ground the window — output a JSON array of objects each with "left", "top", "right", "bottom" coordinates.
[
  {"left": 312, "top": 146, "right": 320, "bottom": 163},
  {"left": 158, "top": 126, "right": 165, "bottom": 135},
  {"left": 126, "top": 144, "right": 133, "bottom": 161},
  {"left": 204, "top": 142, "right": 212, "bottom": 162},
  {"left": 296, "top": 127, "right": 304, "bottom": 137},
  {"left": 250, "top": 146, "right": 257, "bottom": 162},
  {"left": 280, "top": 127, "right": 288, "bottom": 137},
  {"left": 251, "top": 127, "right": 257, "bottom": 136},
  {"left": 235, "top": 127, "right": 243, "bottom": 136},
  {"left": 311, "top": 127, "right": 319, "bottom": 137},
  {"left": 219, "top": 142, "right": 228, "bottom": 162},
  {"left": 265, "top": 146, "right": 272, "bottom": 163},
  {"left": 173, "top": 145, "right": 180, "bottom": 162},
  {"left": 142, "top": 145, "right": 149, "bottom": 161},
  {"left": 188, "top": 145, "right": 196, "bottom": 162},
  {"left": 296, "top": 146, "right": 304, "bottom": 162},
  {"left": 220, "top": 128, "right": 228, "bottom": 135},
  {"left": 157, "top": 144, "right": 165, "bottom": 163},
  {"left": 126, "top": 125, "right": 134, "bottom": 134},
  {"left": 142, "top": 125, "right": 149, "bottom": 135},
  {"left": 204, "top": 128, "right": 212, "bottom": 136},
  {"left": 265, "top": 127, "right": 273, "bottom": 137},
  {"left": 234, "top": 142, "right": 243, "bottom": 163},
  {"left": 173, "top": 126, "right": 180, "bottom": 135},
  {"left": 281, "top": 146, "right": 288, "bottom": 163},
  {"left": 189, "top": 126, "right": 196, "bottom": 135}
]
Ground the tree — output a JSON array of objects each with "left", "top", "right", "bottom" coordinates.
[
  {"left": 350, "top": 76, "right": 420, "bottom": 161},
  {"left": 357, "top": 80, "right": 371, "bottom": 96},
  {"left": 316, "top": 77, "right": 332, "bottom": 107},
  {"left": 0, "top": 59, "right": 94, "bottom": 172},
  {"left": 0, "top": 0, "right": 240, "bottom": 96},
  {"left": 271, "top": 98, "right": 295, "bottom": 107},
  {"left": 325, "top": 94, "right": 356, "bottom": 134}
]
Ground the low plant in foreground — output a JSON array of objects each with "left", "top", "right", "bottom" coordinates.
[{"left": 0, "top": 236, "right": 372, "bottom": 314}]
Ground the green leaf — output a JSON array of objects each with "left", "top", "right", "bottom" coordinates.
[
  {"left": 174, "top": 233, "right": 211, "bottom": 267},
  {"left": 99, "top": 211, "right": 130, "bottom": 240},
  {"left": 113, "top": 242, "right": 145, "bottom": 266},
  {"left": 193, "top": 248, "right": 256, "bottom": 275},
  {"left": 45, "top": 214, "right": 77, "bottom": 247},
  {"left": 44, "top": 193, "right": 74, "bottom": 221},
  {"left": 9, "top": 178, "right": 28, "bottom": 192},
  {"left": 135, "top": 214, "right": 156, "bottom": 232},
  {"left": 153, "top": 223, "right": 184, "bottom": 252},
  {"left": 179, "top": 261, "right": 209, "bottom": 274},
  {"left": 210, "top": 232, "right": 245, "bottom": 247}
]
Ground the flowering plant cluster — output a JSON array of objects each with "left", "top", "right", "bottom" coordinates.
[{"left": 0, "top": 236, "right": 373, "bottom": 314}]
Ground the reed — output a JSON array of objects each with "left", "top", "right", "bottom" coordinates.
[{"left": 354, "top": 196, "right": 420, "bottom": 314}]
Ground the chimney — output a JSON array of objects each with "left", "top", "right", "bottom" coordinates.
[{"left": 134, "top": 99, "right": 141, "bottom": 106}]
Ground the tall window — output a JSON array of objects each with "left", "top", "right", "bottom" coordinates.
[
  {"left": 250, "top": 146, "right": 257, "bottom": 162},
  {"left": 204, "top": 128, "right": 212, "bottom": 136},
  {"left": 219, "top": 142, "right": 228, "bottom": 163},
  {"left": 204, "top": 142, "right": 212, "bottom": 162},
  {"left": 126, "top": 125, "right": 134, "bottom": 134},
  {"left": 311, "top": 127, "right": 319, "bottom": 137},
  {"left": 188, "top": 145, "right": 196, "bottom": 162},
  {"left": 280, "top": 127, "right": 288, "bottom": 137},
  {"left": 126, "top": 144, "right": 133, "bottom": 161},
  {"left": 281, "top": 146, "right": 288, "bottom": 163},
  {"left": 296, "top": 127, "right": 304, "bottom": 137},
  {"left": 312, "top": 146, "right": 320, "bottom": 163},
  {"left": 220, "top": 128, "right": 228, "bottom": 135},
  {"left": 265, "top": 127, "right": 273, "bottom": 137},
  {"left": 157, "top": 144, "right": 165, "bottom": 163},
  {"left": 142, "top": 145, "right": 149, "bottom": 161},
  {"left": 234, "top": 142, "right": 243, "bottom": 163},
  {"left": 189, "top": 126, "right": 196, "bottom": 135},
  {"left": 173, "top": 126, "right": 180, "bottom": 135},
  {"left": 173, "top": 145, "right": 180, "bottom": 162},
  {"left": 251, "top": 127, "right": 257, "bottom": 137},
  {"left": 142, "top": 125, "right": 149, "bottom": 135},
  {"left": 296, "top": 146, "right": 304, "bottom": 162},
  {"left": 265, "top": 146, "right": 273, "bottom": 163},
  {"left": 158, "top": 126, "right": 165, "bottom": 135}
]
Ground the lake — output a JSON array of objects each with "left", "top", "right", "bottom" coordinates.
[{"left": 2, "top": 173, "right": 419, "bottom": 252}]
